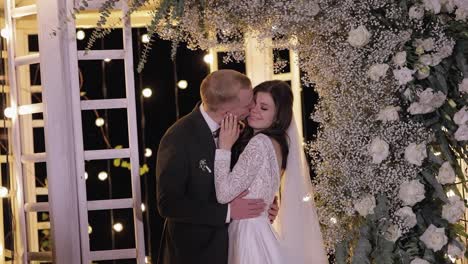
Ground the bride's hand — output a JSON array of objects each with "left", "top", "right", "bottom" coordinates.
[{"left": 219, "top": 114, "right": 240, "bottom": 150}]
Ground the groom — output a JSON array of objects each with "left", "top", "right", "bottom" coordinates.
[{"left": 156, "top": 70, "right": 278, "bottom": 264}]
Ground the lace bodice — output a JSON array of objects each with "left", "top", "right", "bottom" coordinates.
[{"left": 214, "top": 134, "right": 280, "bottom": 216}]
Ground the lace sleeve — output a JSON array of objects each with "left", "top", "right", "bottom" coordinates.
[{"left": 214, "top": 134, "right": 267, "bottom": 204}]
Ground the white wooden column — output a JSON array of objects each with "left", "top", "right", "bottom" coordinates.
[
  {"left": 244, "top": 35, "right": 273, "bottom": 87},
  {"left": 36, "top": 0, "right": 82, "bottom": 262}
]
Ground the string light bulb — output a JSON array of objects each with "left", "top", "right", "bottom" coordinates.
[
  {"left": 141, "top": 203, "right": 146, "bottom": 212},
  {"left": 104, "top": 58, "right": 111, "bottom": 62},
  {"left": 113, "top": 222, "right": 123, "bottom": 232},
  {"left": 203, "top": 54, "right": 213, "bottom": 64},
  {"left": 95, "top": 117, "right": 105, "bottom": 127},
  {"left": 142, "top": 88, "right": 152, "bottom": 98},
  {"left": 177, "top": 80, "right": 188, "bottom": 89},
  {"left": 145, "top": 148, "right": 152, "bottom": 158},
  {"left": 88, "top": 225, "right": 93, "bottom": 234},
  {"left": 0, "top": 187, "right": 8, "bottom": 198},
  {"left": 4, "top": 107, "right": 15, "bottom": 118},
  {"left": 76, "top": 30, "right": 85, "bottom": 40},
  {"left": 98, "top": 171, "right": 108, "bottom": 181},
  {"left": 1, "top": 28, "right": 8, "bottom": 39},
  {"left": 141, "top": 34, "right": 150, "bottom": 44},
  {"left": 302, "top": 194, "right": 312, "bottom": 202},
  {"left": 446, "top": 190, "right": 455, "bottom": 197}
]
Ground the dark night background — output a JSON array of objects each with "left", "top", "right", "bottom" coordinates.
[{"left": 9, "top": 27, "right": 319, "bottom": 263}]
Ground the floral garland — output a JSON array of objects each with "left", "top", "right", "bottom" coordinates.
[{"left": 77, "top": 0, "right": 468, "bottom": 262}]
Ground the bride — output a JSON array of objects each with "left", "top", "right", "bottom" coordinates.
[{"left": 214, "top": 80, "right": 328, "bottom": 264}]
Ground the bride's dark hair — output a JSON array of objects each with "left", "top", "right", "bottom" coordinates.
[{"left": 231, "top": 80, "right": 293, "bottom": 170}]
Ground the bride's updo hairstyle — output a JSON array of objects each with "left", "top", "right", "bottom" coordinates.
[{"left": 231, "top": 80, "right": 293, "bottom": 170}]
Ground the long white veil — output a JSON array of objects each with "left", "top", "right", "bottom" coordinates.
[{"left": 272, "top": 117, "right": 329, "bottom": 263}]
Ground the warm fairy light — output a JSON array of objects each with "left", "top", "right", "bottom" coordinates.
[
  {"left": 95, "top": 117, "right": 105, "bottom": 127},
  {"left": 446, "top": 190, "right": 455, "bottom": 197},
  {"left": 302, "top": 194, "right": 312, "bottom": 202},
  {"left": 4, "top": 107, "right": 15, "bottom": 118},
  {"left": 104, "top": 58, "right": 111, "bottom": 62},
  {"left": 142, "top": 88, "right": 153, "bottom": 98},
  {"left": 76, "top": 30, "right": 85, "bottom": 40},
  {"left": 203, "top": 54, "right": 213, "bottom": 64},
  {"left": 1, "top": 28, "right": 9, "bottom": 39},
  {"left": 85, "top": 172, "right": 88, "bottom": 180},
  {"left": 113, "top": 222, "right": 123, "bottom": 232},
  {"left": 88, "top": 225, "right": 93, "bottom": 234},
  {"left": 145, "top": 148, "right": 152, "bottom": 158},
  {"left": 98, "top": 171, "right": 108, "bottom": 181},
  {"left": 141, "top": 203, "right": 146, "bottom": 212},
  {"left": 0, "top": 187, "right": 8, "bottom": 198},
  {"left": 141, "top": 34, "right": 150, "bottom": 43},
  {"left": 177, "top": 80, "right": 188, "bottom": 89}
]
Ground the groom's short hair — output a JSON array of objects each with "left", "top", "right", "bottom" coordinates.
[{"left": 200, "top": 70, "right": 251, "bottom": 112}]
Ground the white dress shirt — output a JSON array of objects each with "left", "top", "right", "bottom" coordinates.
[{"left": 200, "top": 104, "right": 231, "bottom": 223}]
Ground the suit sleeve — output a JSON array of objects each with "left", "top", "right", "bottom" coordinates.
[{"left": 156, "top": 128, "right": 228, "bottom": 227}]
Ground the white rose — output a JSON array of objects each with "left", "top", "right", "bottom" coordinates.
[
  {"left": 454, "top": 106, "right": 468, "bottom": 125},
  {"left": 393, "top": 51, "right": 407, "bottom": 66},
  {"left": 437, "top": 162, "right": 456, "bottom": 185},
  {"left": 410, "top": 258, "right": 430, "bottom": 264},
  {"left": 367, "top": 63, "right": 389, "bottom": 81},
  {"left": 354, "top": 195, "right": 376, "bottom": 217},
  {"left": 369, "top": 137, "right": 390, "bottom": 164},
  {"left": 448, "top": 241, "right": 465, "bottom": 259},
  {"left": 348, "top": 26, "right": 371, "bottom": 48},
  {"left": 455, "top": 0, "right": 468, "bottom": 9},
  {"left": 399, "top": 180, "right": 426, "bottom": 206},
  {"left": 418, "top": 88, "right": 446, "bottom": 108},
  {"left": 384, "top": 224, "right": 402, "bottom": 242},
  {"left": 431, "top": 54, "right": 443, "bottom": 66},
  {"left": 395, "top": 207, "right": 418, "bottom": 228},
  {"left": 377, "top": 106, "right": 401, "bottom": 123},
  {"left": 455, "top": 125, "right": 468, "bottom": 141},
  {"left": 442, "top": 195, "right": 466, "bottom": 223},
  {"left": 455, "top": 7, "right": 468, "bottom": 21},
  {"left": 441, "top": 0, "right": 456, "bottom": 12},
  {"left": 420, "top": 224, "right": 448, "bottom": 251},
  {"left": 458, "top": 78, "right": 468, "bottom": 94},
  {"left": 423, "top": 0, "right": 442, "bottom": 13},
  {"left": 408, "top": 102, "right": 435, "bottom": 115},
  {"left": 422, "top": 38, "right": 435, "bottom": 51},
  {"left": 405, "top": 143, "right": 427, "bottom": 166},
  {"left": 393, "top": 67, "right": 415, "bottom": 85},
  {"left": 419, "top": 54, "right": 433, "bottom": 65},
  {"left": 409, "top": 5, "right": 425, "bottom": 19},
  {"left": 439, "top": 43, "right": 454, "bottom": 58}
]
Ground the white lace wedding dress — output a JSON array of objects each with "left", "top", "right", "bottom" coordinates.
[{"left": 214, "top": 133, "right": 284, "bottom": 264}]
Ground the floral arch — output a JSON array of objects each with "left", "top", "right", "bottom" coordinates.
[{"left": 79, "top": 0, "right": 468, "bottom": 263}]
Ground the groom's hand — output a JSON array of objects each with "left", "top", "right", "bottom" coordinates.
[
  {"left": 230, "top": 191, "right": 266, "bottom": 220},
  {"left": 268, "top": 196, "right": 279, "bottom": 223}
]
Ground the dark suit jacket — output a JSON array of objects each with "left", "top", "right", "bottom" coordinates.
[{"left": 156, "top": 104, "right": 229, "bottom": 264}]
